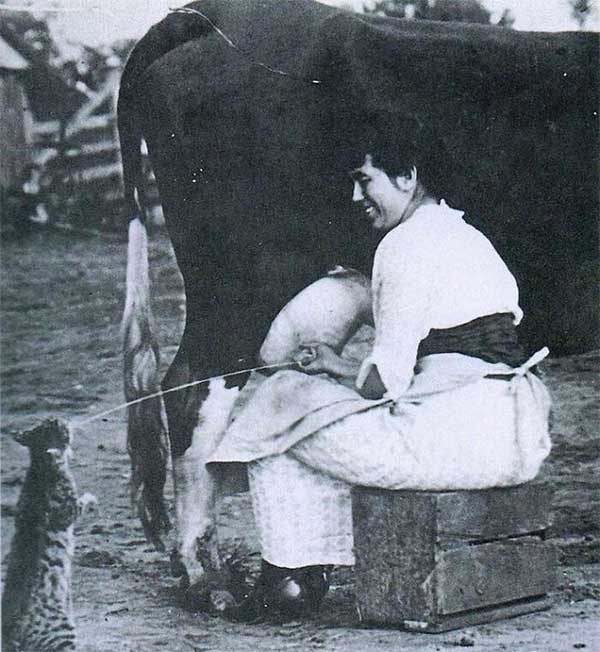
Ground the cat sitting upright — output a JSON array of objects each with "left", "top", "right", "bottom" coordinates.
[{"left": 2, "top": 418, "right": 80, "bottom": 652}]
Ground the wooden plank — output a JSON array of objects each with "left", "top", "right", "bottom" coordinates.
[
  {"left": 401, "top": 596, "right": 553, "bottom": 633},
  {"left": 74, "top": 124, "right": 117, "bottom": 146},
  {"left": 79, "top": 114, "right": 114, "bottom": 129},
  {"left": 65, "top": 140, "right": 118, "bottom": 156},
  {"left": 352, "top": 488, "right": 438, "bottom": 622},
  {"left": 435, "top": 486, "right": 553, "bottom": 544},
  {"left": 64, "top": 149, "right": 121, "bottom": 174},
  {"left": 431, "top": 537, "right": 557, "bottom": 615},
  {"left": 75, "top": 162, "right": 122, "bottom": 183},
  {"left": 352, "top": 487, "right": 556, "bottom": 627},
  {"left": 32, "top": 119, "right": 61, "bottom": 136},
  {"left": 65, "top": 70, "right": 119, "bottom": 140}
]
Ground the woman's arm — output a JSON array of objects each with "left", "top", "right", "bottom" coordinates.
[{"left": 294, "top": 343, "right": 387, "bottom": 399}]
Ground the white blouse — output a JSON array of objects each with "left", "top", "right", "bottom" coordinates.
[{"left": 357, "top": 201, "right": 523, "bottom": 399}]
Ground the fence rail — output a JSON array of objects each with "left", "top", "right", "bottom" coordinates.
[{"left": 30, "top": 71, "right": 162, "bottom": 225}]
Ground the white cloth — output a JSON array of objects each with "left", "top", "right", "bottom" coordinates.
[
  {"left": 209, "top": 201, "right": 552, "bottom": 567},
  {"left": 247, "top": 354, "right": 550, "bottom": 567},
  {"left": 248, "top": 454, "right": 355, "bottom": 567},
  {"left": 357, "top": 200, "right": 523, "bottom": 397}
]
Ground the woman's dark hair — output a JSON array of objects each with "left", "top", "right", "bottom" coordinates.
[
  {"left": 370, "top": 151, "right": 418, "bottom": 182},
  {"left": 352, "top": 111, "right": 451, "bottom": 197}
]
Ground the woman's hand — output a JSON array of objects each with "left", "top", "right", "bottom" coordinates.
[
  {"left": 294, "top": 343, "right": 341, "bottom": 375},
  {"left": 294, "top": 342, "right": 361, "bottom": 381},
  {"left": 293, "top": 343, "right": 387, "bottom": 398}
]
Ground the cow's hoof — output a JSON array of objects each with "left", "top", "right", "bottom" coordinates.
[
  {"left": 169, "top": 549, "right": 187, "bottom": 580},
  {"left": 178, "top": 569, "right": 232, "bottom": 612},
  {"left": 182, "top": 585, "right": 236, "bottom": 615}
]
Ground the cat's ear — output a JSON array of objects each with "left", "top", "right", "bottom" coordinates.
[
  {"left": 48, "top": 418, "right": 72, "bottom": 448},
  {"left": 13, "top": 418, "right": 71, "bottom": 449},
  {"left": 13, "top": 427, "right": 36, "bottom": 448}
]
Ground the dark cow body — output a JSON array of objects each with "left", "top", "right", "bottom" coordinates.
[{"left": 118, "top": 0, "right": 598, "bottom": 592}]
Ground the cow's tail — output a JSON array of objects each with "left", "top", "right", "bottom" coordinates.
[{"left": 118, "top": 7, "right": 215, "bottom": 551}]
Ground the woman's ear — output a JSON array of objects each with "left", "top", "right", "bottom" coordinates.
[{"left": 394, "top": 166, "right": 417, "bottom": 192}]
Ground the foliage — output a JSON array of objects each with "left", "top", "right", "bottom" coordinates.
[
  {"left": 59, "top": 39, "right": 135, "bottom": 94},
  {"left": 569, "top": 0, "right": 595, "bottom": 27},
  {"left": 0, "top": 3, "right": 134, "bottom": 93},
  {"left": 0, "top": 4, "right": 134, "bottom": 231},
  {"left": 0, "top": 3, "right": 58, "bottom": 63},
  {"left": 365, "top": 0, "right": 513, "bottom": 27}
]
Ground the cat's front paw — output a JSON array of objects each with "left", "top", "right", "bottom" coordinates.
[{"left": 78, "top": 492, "right": 98, "bottom": 515}]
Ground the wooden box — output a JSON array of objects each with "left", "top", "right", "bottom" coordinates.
[{"left": 351, "top": 485, "right": 557, "bottom": 632}]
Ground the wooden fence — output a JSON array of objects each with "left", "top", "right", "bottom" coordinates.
[{"left": 31, "top": 68, "right": 162, "bottom": 226}]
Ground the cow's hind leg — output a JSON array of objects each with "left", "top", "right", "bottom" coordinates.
[{"left": 162, "top": 347, "right": 240, "bottom": 606}]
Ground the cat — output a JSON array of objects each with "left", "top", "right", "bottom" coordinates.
[{"left": 2, "top": 418, "right": 79, "bottom": 652}]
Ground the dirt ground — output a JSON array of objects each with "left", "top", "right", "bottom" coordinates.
[{"left": 1, "top": 229, "right": 599, "bottom": 651}]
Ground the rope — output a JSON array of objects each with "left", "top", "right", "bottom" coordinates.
[
  {"left": 74, "top": 361, "right": 296, "bottom": 427},
  {"left": 169, "top": 6, "right": 321, "bottom": 85}
]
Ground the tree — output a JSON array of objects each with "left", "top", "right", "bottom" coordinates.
[
  {"left": 423, "top": 0, "right": 491, "bottom": 23},
  {"left": 569, "top": 0, "right": 594, "bottom": 27},
  {"left": 59, "top": 40, "right": 135, "bottom": 95},
  {"left": 0, "top": 4, "right": 59, "bottom": 66},
  {"left": 0, "top": 6, "right": 84, "bottom": 121},
  {"left": 365, "top": 0, "right": 511, "bottom": 27},
  {"left": 496, "top": 8, "right": 515, "bottom": 28},
  {"left": 0, "top": 3, "right": 134, "bottom": 93}
]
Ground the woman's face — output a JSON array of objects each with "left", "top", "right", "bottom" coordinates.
[{"left": 350, "top": 155, "right": 416, "bottom": 232}]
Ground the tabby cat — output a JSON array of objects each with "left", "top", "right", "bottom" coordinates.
[{"left": 2, "top": 418, "right": 78, "bottom": 652}]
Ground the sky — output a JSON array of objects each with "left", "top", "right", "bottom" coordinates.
[{"left": 0, "top": 0, "right": 597, "bottom": 49}]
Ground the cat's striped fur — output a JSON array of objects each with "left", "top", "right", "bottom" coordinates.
[{"left": 2, "top": 419, "right": 78, "bottom": 652}]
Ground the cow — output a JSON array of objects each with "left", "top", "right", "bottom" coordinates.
[{"left": 117, "top": 0, "right": 598, "bottom": 600}]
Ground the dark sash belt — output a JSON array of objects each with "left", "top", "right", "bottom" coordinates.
[{"left": 417, "top": 313, "right": 527, "bottom": 369}]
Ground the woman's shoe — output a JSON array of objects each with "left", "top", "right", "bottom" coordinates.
[
  {"left": 277, "top": 565, "right": 331, "bottom": 617},
  {"left": 225, "top": 561, "right": 331, "bottom": 623}
]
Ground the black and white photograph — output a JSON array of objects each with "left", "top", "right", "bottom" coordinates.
[{"left": 1, "top": 1, "right": 598, "bottom": 650}]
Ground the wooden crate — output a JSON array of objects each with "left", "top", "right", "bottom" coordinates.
[{"left": 352, "top": 485, "right": 557, "bottom": 632}]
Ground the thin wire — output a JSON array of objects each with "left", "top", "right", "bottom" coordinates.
[
  {"left": 0, "top": 4, "right": 322, "bottom": 84},
  {"left": 172, "top": 6, "right": 237, "bottom": 48},
  {"left": 169, "top": 6, "right": 321, "bottom": 85},
  {"left": 74, "top": 361, "right": 296, "bottom": 427}
]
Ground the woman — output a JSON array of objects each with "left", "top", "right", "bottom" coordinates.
[{"left": 209, "top": 151, "right": 552, "bottom": 622}]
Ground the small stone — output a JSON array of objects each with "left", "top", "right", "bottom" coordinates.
[{"left": 77, "top": 550, "right": 121, "bottom": 567}]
